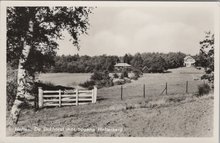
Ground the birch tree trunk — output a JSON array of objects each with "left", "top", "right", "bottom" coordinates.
[{"left": 9, "top": 20, "right": 33, "bottom": 125}]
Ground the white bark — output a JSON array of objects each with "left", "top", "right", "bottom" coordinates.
[
  {"left": 9, "top": 20, "right": 33, "bottom": 125},
  {"left": 10, "top": 41, "right": 31, "bottom": 124}
]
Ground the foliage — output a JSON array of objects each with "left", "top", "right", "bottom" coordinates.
[
  {"left": 198, "top": 32, "right": 214, "bottom": 85},
  {"left": 50, "top": 54, "right": 119, "bottom": 73},
  {"left": 120, "top": 70, "right": 128, "bottom": 79},
  {"left": 130, "top": 69, "right": 142, "bottom": 80},
  {"left": 197, "top": 83, "right": 211, "bottom": 96},
  {"left": 7, "top": 6, "right": 93, "bottom": 89},
  {"left": 81, "top": 70, "right": 113, "bottom": 89},
  {"left": 7, "top": 7, "right": 93, "bottom": 115},
  {"left": 130, "top": 53, "right": 143, "bottom": 71},
  {"left": 149, "top": 57, "right": 167, "bottom": 73},
  {"left": 142, "top": 52, "right": 185, "bottom": 73},
  {"left": 79, "top": 80, "right": 95, "bottom": 90},
  {"left": 7, "top": 65, "right": 74, "bottom": 110},
  {"left": 91, "top": 70, "right": 110, "bottom": 81},
  {"left": 7, "top": 67, "right": 17, "bottom": 111},
  {"left": 123, "top": 54, "right": 133, "bottom": 64},
  {"left": 47, "top": 52, "right": 186, "bottom": 74},
  {"left": 142, "top": 54, "right": 167, "bottom": 73},
  {"left": 113, "top": 79, "right": 126, "bottom": 85},
  {"left": 113, "top": 73, "right": 119, "bottom": 78},
  {"left": 162, "top": 52, "right": 186, "bottom": 69}
]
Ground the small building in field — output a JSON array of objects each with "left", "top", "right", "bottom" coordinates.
[
  {"left": 184, "top": 56, "right": 195, "bottom": 67},
  {"left": 114, "top": 63, "right": 132, "bottom": 72}
]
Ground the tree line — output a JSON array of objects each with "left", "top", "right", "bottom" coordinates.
[{"left": 47, "top": 52, "right": 187, "bottom": 73}]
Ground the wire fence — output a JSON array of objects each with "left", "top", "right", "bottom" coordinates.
[{"left": 98, "top": 79, "right": 205, "bottom": 101}]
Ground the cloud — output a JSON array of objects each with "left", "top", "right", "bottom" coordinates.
[
  {"left": 57, "top": 6, "right": 214, "bottom": 56},
  {"left": 80, "top": 30, "right": 129, "bottom": 56},
  {"left": 114, "top": 9, "right": 154, "bottom": 36},
  {"left": 132, "top": 22, "right": 199, "bottom": 53}
]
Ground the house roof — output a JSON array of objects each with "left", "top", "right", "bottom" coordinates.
[
  {"left": 184, "top": 55, "right": 195, "bottom": 63},
  {"left": 184, "top": 55, "right": 194, "bottom": 60},
  {"left": 114, "top": 63, "right": 132, "bottom": 67}
]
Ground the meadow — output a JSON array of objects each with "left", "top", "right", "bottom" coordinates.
[
  {"left": 38, "top": 73, "right": 92, "bottom": 87},
  {"left": 38, "top": 67, "right": 205, "bottom": 101}
]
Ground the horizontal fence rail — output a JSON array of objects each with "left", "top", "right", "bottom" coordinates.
[{"left": 38, "top": 86, "right": 97, "bottom": 108}]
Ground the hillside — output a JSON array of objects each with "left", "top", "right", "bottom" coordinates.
[{"left": 6, "top": 93, "right": 213, "bottom": 137}]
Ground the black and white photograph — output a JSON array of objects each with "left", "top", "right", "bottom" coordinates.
[{"left": 0, "top": 1, "right": 219, "bottom": 142}]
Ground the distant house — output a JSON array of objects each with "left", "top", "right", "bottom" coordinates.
[
  {"left": 184, "top": 56, "right": 195, "bottom": 67},
  {"left": 114, "top": 63, "right": 132, "bottom": 72}
]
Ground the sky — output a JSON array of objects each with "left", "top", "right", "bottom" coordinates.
[{"left": 56, "top": 5, "right": 215, "bottom": 56}]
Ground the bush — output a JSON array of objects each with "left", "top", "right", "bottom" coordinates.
[
  {"left": 133, "top": 69, "right": 141, "bottom": 78},
  {"left": 96, "top": 79, "right": 113, "bottom": 88},
  {"left": 113, "top": 73, "right": 119, "bottom": 78},
  {"left": 197, "top": 83, "right": 211, "bottom": 96},
  {"left": 130, "top": 75, "right": 138, "bottom": 80},
  {"left": 79, "top": 80, "right": 95, "bottom": 90},
  {"left": 120, "top": 70, "right": 128, "bottom": 79},
  {"left": 91, "top": 70, "right": 110, "bottom": 81},
  {"left": 113, "top": 78, "right": 126, "bottom": 85},
  {"left": 81, "top": 70, "right": 113, "bottom": 89}
]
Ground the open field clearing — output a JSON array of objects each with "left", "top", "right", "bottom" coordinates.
[
  {"left": 38, "top": 67, "right": 205, "bottom": 101},
  {"left": 38, "top": 73, "right": 92, "bottom": 87},
  {"left": 100, "top": 67, "right": 205, "bottom": 100},
  {"left": 6, "top": 67, "right": 213, "bottom": 137}
]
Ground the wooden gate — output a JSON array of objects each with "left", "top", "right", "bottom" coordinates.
[{"left": 38, "top": 86, "right": 97, "bottom": 108}]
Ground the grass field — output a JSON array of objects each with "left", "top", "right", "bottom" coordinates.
[
  {"left": 38, "top": 67, "right": 205, "bottom": 101},
  {"left": 38, "top": 73, "right": 92, "bottom": 87},
  {"left": 7, "top": 67, "right": 213, "bottom": 137}
]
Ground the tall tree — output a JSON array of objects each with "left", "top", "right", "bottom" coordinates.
[
  {"left": 130, "top": 53, "right": 143, "bottom": 70},
  {"left": 7, "top": 7, "right": 93, "bottom": 124},
  {"left": 123, "top": 53, "right": 133, "bottom": 64},
  {"left": 199, "top": 32, "right": 214, "bottom": 85}
]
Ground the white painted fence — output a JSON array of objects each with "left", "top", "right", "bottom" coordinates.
[{"left": 38, "top": 86, "right": 97, "bottom": 108}]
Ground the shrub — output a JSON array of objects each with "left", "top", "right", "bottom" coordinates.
[
  {"left": 91, "top": 71, "right": 104, "bottom": 81},
  {"left": 79, "top": 80, "right": 95, "bottom": 90},
  {"left": 113, "top": 73, "right": 119, "bottom": 78},
  {"left": 120, "top": 70, "right": 128, "bottom": 79},
  {"left": 133, "top": 70, "right": 140, "bottom": 78},
  {"left": 124, "top": 77, "right": 131, "bottom": 83},
  {"left": 81, "top": 70, "right": 113, "bottom": 89},
  {"left": 123, "top": 70, "right": 128, "bottom": 78},
  {"left": 96, "top": 79, "right": 113, "bottom": 88},
  {"left": 91, "top": 70, "right": 110, "bottom": 81},
  {"left": 197, "top": 83, "right": 211, "bottom": 96},
  {"left": 130, "top": 75, "right": 138, "bottom": 80},
  {"left": 113, "top": 78, "right": 126, "bottom": 85}
]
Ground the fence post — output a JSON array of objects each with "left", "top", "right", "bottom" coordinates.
[
  {"left": 121, "top": 86, "right": 123, "bottom": 100},
  {"left": 143, "top": 84, "right": 145, "bottom": 98},
  {"left": 165, "top": 82, "right": 168, "bottom": 95},
  {"left": 186, "top": 81, "right": 188, "bottom": 94},
  {"left": 92, "top": 89, "right": 94, "bottom": 103},
  {"left": 59, "top": 89, "right": 61, "bottom": 107},
  {"left": 38, "top": 87, "right": 43, "bottom": 108},
  {"left": 76, "top": 88, "right": 79, "bottom": 106},
  {"left": 93, "top": 86, "right": 97, "bottom": 103},
  {"left": 34, "top": 94, "right": 38, "bottom": 111}
]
